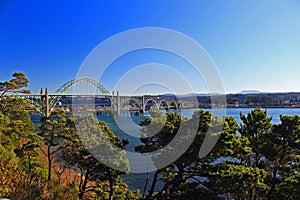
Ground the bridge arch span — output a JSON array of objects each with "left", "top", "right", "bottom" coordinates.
[
  {"left": 169, "top": 101, "right": 177, "bottom": 109},
  {"left": 50, "top": 78, "right": 111, "bottom": 110},
  {"left": 55, "top": 78, "right": 110, "bottom": 94},
  {"left": 24, "top": 99, "right": 43, "bottom": 115},
  {"left": 157, "top": 99, "right": 169, "bottom": 110},
  {"left": 120, "top": 97, "right": 143, "bottom": 110},
  {"left": 178, "top": 101, "right": 188, "bottom": 109},
  {"left": 144, "top": 98, "right": 157, "bottom": 110}
]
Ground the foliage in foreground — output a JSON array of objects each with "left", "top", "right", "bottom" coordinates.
[
  {"left": 0, "top": 72, "right": 300, "bottom": 199},
  {"left": 136, "top": 108, "right": 300, "bottom": 200}
]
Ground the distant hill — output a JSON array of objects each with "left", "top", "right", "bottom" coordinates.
[
  {"left": 238, "top": 90, "right": 261, "bottom": 94},
  {"left": 159, "top": 93, "right": 211, "bottom": 98},
  {"left": 179, "top": 93, "right": 211, "bottom": 97}
]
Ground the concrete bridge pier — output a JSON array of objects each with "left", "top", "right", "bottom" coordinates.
[
  {"left": 142, "top": 96, "right": 145, "bottom": 113},
  {"left": 112, "top": 91, "right": 121, "bottom": 117},
  {"left": 40, "top": 87, "right": 50, "bottom": 118},
  {"left": 117, "top": 91, "right": 120, "bottom": 117}
]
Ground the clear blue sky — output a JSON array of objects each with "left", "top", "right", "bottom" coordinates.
[{"left": 0, "top": 0, "right": 300, "bottom": 94}]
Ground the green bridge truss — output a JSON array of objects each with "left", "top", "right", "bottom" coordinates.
[
  {"left": 11, "top": 78, "right": 184, "bottom": 116},
  {"left": 49, "top": 78, "right": 111, "bottom": 109}
]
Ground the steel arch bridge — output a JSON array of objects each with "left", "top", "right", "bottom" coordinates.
[
  {"left": 9, "top": 78, "right": 191, "bottom": 116},
  {"left": 9, "top": 78, "right": 112, "bottom": 116},
  {"left": 55, "top": 78, "right": 110, "bottom": 94},
  {"left": 49, "top": 77, "right": 111, "bottom": 110}
]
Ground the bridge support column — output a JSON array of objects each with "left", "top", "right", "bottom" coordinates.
[
  {"left": 41, "top": 87, "right": 50, "bottom": 118},
  {"left": 142, "top": 96, "right": 145, "bottom": 113},
  {"left": 112, "top": 91, "right": 120, "bottom": 117},
  {"left": 40, "top": 88, "right": 44, "bottom": 108},
  {"left": 117, "top": 91, "right": 120, "bottom": 117},
  {"left": 45, "top": 88, "right": 50, "bottom": 117}
]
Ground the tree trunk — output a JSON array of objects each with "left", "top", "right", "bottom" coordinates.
[
  {"left": 79, "top": 170, "right": 89, "bottom": 200},
  {"left": 28, "top": 152, "right": 33, "bottom": 183},
  {"left": 148, "top": 170, "right": 159, "bottom": 198},
  {"left": 143, "top": 172, "right": 149, "bottom": 198},
  {"left": 47, "top": 145, "right": 52, "bottom": 186},
  {"left": 108, "top": 170, "right": 114, "bottom": 200}
]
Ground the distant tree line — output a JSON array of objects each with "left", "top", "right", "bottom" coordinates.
[
  {"left": 226, "top": 93, "right": 300, "bottom": 106},
  {"left": 163, "top": 93, "right": 300, "bottom": 107},
  {"left": 195, "top": 93, "right": 300, "bottom": 107}
]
